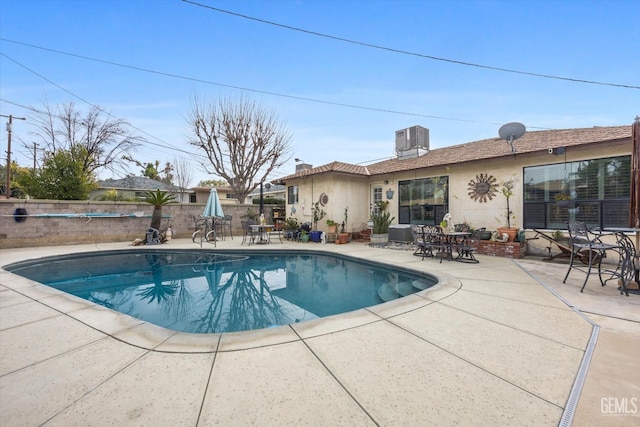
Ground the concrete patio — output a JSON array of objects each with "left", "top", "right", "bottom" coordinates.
[{"left": 1, "top": 238, "right": 638, "bottom": 426}]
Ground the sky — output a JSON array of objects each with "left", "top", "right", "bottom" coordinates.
[{"left": 1, "top": 0, "right": 638, "bottom": 187}]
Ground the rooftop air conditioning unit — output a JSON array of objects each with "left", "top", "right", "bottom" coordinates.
[
  {"left": 396, "top": 126, "right": 429, "bottom": 158},
  {"left": 395, "top": 126, "right": 429, "bottom": 151}
]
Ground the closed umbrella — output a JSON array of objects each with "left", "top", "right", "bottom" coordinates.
[
  {"left": 203, "top": 188, "right": 224, "bottom": 218},
  {"left": 630, "top": 117, "right": 640, "bottom": 283}
]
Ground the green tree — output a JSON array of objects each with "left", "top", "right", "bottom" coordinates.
[
  {"left": 18, "top": 146, "right": 96, "bottom": 200},
  {"left": 143, "top": 190, "right": 176, "bottom": 231},
  {"left": 123, "top": 157, "right": 175, "bottom": 185},
  {"left": 0, "top": 162, "right": 29, "bottom": 199},
  {"left": 142, "top": 161, "right": 160, "bottom": 180}
]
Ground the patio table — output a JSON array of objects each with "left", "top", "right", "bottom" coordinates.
[
  {"left": 250, "top": 224, "right": 275, "bottom": 244},
  {"left": 441, "top": 231, "right": 474, "bottom": 262}
]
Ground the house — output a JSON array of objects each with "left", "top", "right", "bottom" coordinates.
[
  {"left": 247, "top": 183, "right": 286, "bottom": 201},
  {"left": 92, "top": 177, "right": 189, "bottom": 203},
  {"left": 190, "top": 186, "right": 237, "bottom": 204},
  {"left": 278, "top": 124, "right": 633, "bottom": 235}
]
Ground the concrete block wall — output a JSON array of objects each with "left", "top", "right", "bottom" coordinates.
[{"left": 0, "top": 200, "right": 275, "bottom": 249}]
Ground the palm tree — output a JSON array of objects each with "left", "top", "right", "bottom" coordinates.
[{"left": 143, "top": 190, "right": 176, "bottom": 232}]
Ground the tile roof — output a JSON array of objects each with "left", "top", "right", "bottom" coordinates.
[
  {"left": 280, "top": 161, "right": 371, "bottom": 180},
  {"left": 281, "top": 125, "right": 631, "bottom": 179}
]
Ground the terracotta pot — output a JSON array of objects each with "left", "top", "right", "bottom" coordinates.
[
  {"left": 338, "top": 233, "right": 349, "bottom": 244},
  {"left": 327, "top": 225, "right": 338, "bottom": 234},
  {"left": 496, "top": 227, "right": 518, "bottom": 242}
]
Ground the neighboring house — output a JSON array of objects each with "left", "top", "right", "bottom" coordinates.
[
  {"left": 92, "top": 177, "right": 189, "bottom": 203},
  {"left": 279, "top": 125, "right": 633, "bottom": 233},
  {"left": 190, "top": 184, "right": 286, "bottom": 205},
  {"left": 247, "top": 184, "right": 286, "bottom": 201},
  {"left": 190, "top": 186, "right": 237, "bottom": 204}
]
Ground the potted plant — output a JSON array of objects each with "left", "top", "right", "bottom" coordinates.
[
  {"left": 370, "top": 201, "right": 394, "bottom": 244},
  {"left": 326, "top": 219, "right": 338, "bottom": 234},
  {"left": 496, "top": 177, "right": 518, "bottom": 242},
  {"left": 309, "top": 201, "right": 326, "bottom": 242},
  {"left": 555, "top": 193, "right": 575, "bottom": 208},
  {"left": 299, "top": 229, "right": 310, "bottom": 243},
  {"left": 282, "top": 217, "right": 300, "bottom": 240}
]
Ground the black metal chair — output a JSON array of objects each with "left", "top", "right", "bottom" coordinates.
[
  {"left": 223, "top": 215, "right": 233, "bottom": 240},
  {"left": 563, "top": 220, "right": 616, "bottom": 293},
  {"left": 599, "top": 232, "right": 636, "bottom": 296},
  {"left": 414, "top": 225, "right": 447, "bottom": 262},
  {"left": 240, "top": 220, "right": 257, "bottom": 245},
  {"left": 454, "top": 229, "right": 480, "bottom": 263}
]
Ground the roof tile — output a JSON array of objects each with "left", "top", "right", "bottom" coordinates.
[{"left": 281, "top": 125, "right": 631, "bottom": 179}]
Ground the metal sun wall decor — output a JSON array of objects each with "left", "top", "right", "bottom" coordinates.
[{"left": 468, "top": 173, "right": 499, "bottom": 202}]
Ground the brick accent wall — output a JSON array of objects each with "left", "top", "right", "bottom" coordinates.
[{"left": 477, "top": 240, "right": 527, "bottom": 259}]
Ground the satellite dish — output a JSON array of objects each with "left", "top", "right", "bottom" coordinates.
[{"left": 498, "top": 122, "right": 526, "bottom": 153}]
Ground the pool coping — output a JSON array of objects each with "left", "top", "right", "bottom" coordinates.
[
  {"left": 1, "top": 245, "right": 462, "bottom": 353},
  {"left": 4, "top": 239, "right": 638, "bottom": 426}
]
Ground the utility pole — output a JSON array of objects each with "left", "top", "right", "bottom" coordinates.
[
  {"left": 32, "top": 142, "right": 38, "bottom": 169},
  {"left": 1, "top": 114, "right": 27, "bottom": 199}
]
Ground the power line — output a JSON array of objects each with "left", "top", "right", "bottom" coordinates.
[
  {"left": 181, "top": 0, "right": 639, "bottom": 90},
  {"left": 1, "top": 38, "right": 527, "bottom": 126},
  {"left": 0, "top": 57, "right": 209, "bottom": 162}
]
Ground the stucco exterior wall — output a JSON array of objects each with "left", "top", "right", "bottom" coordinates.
[
  {"left": 286, "top": 140, "right": 631, "bottom": 243},
  {"left": 285, "top": 174, "right": 369, "bottom": 232}
]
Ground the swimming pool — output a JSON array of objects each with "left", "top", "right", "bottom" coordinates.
[{"left": 6, "top": 249, "right": 437, "bottom": 334}]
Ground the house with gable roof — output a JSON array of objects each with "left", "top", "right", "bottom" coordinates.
[
  {"left": 91, "top": 176, "right": 189, "bottom": 203},
  {"left": 278, "top": 124, "right": 633, "bottom": 238}
]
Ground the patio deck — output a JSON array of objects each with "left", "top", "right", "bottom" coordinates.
[{"left": 1, "top": 238, "right": 638, "bottom": 426}]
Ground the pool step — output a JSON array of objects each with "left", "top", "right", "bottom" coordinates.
[
  {"left": 377, "top": 281, "right": 419, "bottom": 302},
  {"left": 412, "top": 279, "right": 434, "bottom": 291},
  {"left": 395, "top": 281, "right": 416, "bottom": 296},
  {"left": 377, "top": 283, "right": 399, "bottom": 302}
]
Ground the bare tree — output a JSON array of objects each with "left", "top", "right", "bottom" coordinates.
[
  {"left": 186, "top": 96, "right": 292, "bottom": 203},
  {"left": 30, "top": 101, "right": 144, "bottom": 176},
  {"left": 172, "top": 157, "right": 193, "bottom": 202}
]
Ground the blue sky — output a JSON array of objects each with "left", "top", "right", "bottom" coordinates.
[{"left": 1, "top": 0, "right": 638, "bottom": 186}]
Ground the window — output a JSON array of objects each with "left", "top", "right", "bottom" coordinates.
[
  {"left": 523, "top": 155, "right": 630, "bottom": 229},
  {"left": 398, "top": 176, "right": 449, "bottom": 225},
  {"left": 287, "top": 185, "right": 299, "bottom": 204},
  {"left": 371, "top": 187, "right": 383, "bottom": 215}
]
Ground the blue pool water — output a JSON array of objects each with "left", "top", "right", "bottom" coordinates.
[{"left": 6, "top": 250, "right": 437, "bottom": 334}]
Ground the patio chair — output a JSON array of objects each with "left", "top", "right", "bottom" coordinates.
[
  {"left": 599, "top": 232, "right": 636, "bottom": 296},
  {"left": 563, "top": 220, "right": 616, "bottom": 293},
  {"left": 453, "top": 229, "right": 480, "bottom": 263},
  {"left": 414, "top": 225, "right": 447, "bottom": 262},
  {"left": 240, "top": 220, "right": 258, "bottom": 245},
  {"left": 223, "top": 215, "right": 233, "bottom": 240}
]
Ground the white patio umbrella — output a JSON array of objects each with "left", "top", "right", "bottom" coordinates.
[{"left": 203, "top": 188, "right": 224, "bottom": 218}]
